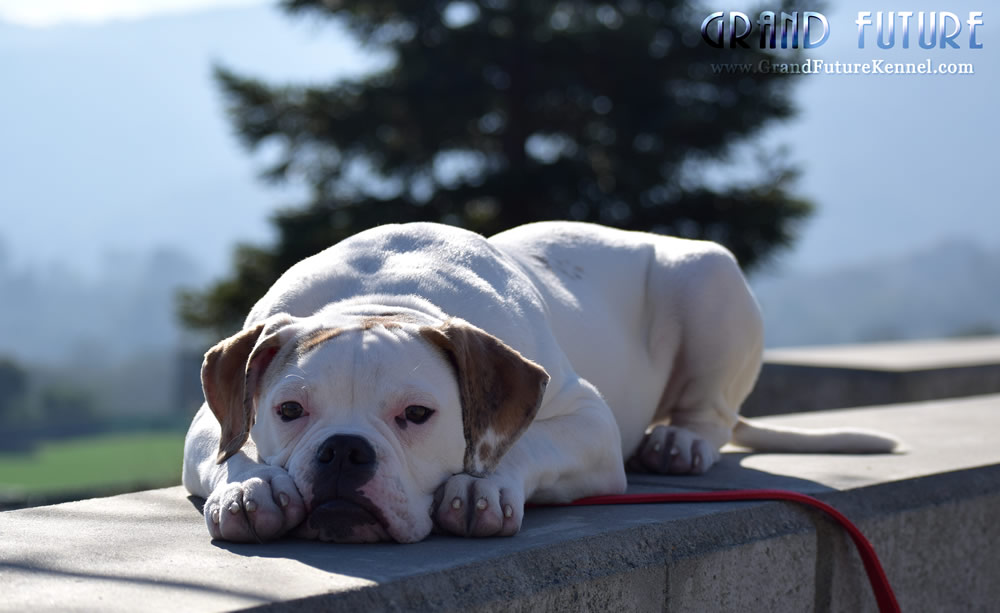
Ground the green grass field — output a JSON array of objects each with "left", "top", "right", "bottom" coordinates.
[{"left": 0, "top": 431, "right": 185, "bottom": 498}]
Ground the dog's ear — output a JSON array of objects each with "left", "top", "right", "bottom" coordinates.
[
  {"left": 201, "top": 316, "right": 295, "bottom": 464},
  {"left": 421, "top": 319, "right": 549, "bottom": 476}
]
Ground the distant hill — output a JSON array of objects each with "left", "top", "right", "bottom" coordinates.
[
  {"left": 0, "top": 247, "right": 206, "bottom": 366},
  {"left": 0, "top": 247, "right": 210, "bottom": 418},
  {"left": 752, "top": 240, "right": 1000, "bottom": 347}
]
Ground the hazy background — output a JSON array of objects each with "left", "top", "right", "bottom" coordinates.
[{"left": 0, "top": 0, "right": 996, "bottom": 422}]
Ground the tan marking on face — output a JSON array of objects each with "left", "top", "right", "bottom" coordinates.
[
  {"left": 358, "top": 313, "right": 423, "bottom": 331},
  {"left": 294, "top": 314, "right": 422, "bottom": 362},
  {"left": 297, "top": 327, "right": 345, "bottom": 355},
  {"left": 360, "top": 316, "right": 401, "bottom": 330}
]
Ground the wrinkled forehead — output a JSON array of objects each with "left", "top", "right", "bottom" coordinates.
[
  {"left": 296, "top": 315, "right": 413, "bottom": 355},
  {"left": 298, "top": 324, "right": 408, "bottom": 373},
  {"left": 268, "top": 320, "right": 454, "bottom": 396}
]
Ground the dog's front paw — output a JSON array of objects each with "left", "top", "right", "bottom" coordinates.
[
  {"left": 432, "top": 474, "right": 524, "bottom": 538},
  {"left": 630, "top": 425, "right": 721, "bottom": 475},
  {"left": 203, "top": 466, "right": 305, "bottom": 542}
]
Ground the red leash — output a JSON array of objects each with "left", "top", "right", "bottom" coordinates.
[{"left": 532, "top": 489, "right": 900, "bottom": 613}]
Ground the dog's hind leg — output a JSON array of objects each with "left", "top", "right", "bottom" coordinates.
[{"left": 630, "top": 242, "right": 764, "bottom": 475}]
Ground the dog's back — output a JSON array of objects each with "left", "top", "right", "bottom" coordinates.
[{"left": 491, "top": 221, "right": 764, "bottom": 454}]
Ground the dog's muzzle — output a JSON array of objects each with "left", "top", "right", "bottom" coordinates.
[{"left": 308, "top": 434, "right": 388, "bottom": 542}]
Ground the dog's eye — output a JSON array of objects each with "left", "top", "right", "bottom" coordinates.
[
  {"left": 404, "top": 405, "right": 434, "bottom": 425},
  {"left": 278, "top": 401, "right": 305, "bottom": 422}
]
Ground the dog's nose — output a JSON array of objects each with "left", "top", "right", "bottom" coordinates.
[
  {"left": 310, "top": 434, "right": 381, "bottom": 533},
  {"left": 315, "top": 434, "right": 376, "bottom": 468}
]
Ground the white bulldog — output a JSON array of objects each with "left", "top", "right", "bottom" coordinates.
[{"left": 183, "top": 221, "right": 899, "bottom": 543}]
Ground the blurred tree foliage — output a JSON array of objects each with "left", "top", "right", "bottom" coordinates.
[
  {"left": 0, "top": 358, "right": 96, "bottom": 426},
  {"left": 180, "top": 0, "right": 814, "bottom": 336},
  {"left": 39, "top": 383, "right": 97, "bottom": 424},
  {"left": 0, "top": 357, "right": 28, "bottom": 422}
]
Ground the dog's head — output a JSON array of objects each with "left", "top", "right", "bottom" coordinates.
[{"left": 200, "top": 310, "right": 548, "bottom": 543}]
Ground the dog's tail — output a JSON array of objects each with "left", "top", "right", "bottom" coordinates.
[{"left": 731, "top": 417, "right": 904, "bottom": 454}]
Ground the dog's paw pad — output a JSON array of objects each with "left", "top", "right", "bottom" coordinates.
[
  {"left": 204, "top": 469, "right": 305, "bottom": 542},
  {"left": 634, "top": 425, "right": 720, "bottom": 475},
  {"left": 433, "top": 474, "right": 523, "bottom": 537}
]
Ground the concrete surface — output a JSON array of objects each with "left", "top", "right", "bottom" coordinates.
[
  {"left": 743, "top": 336, "right": 1000, "bottom": 415},
  {"left": 763, "top": 336, "right": 1000, "bottom": 371},
  {"left": 1, "top": 394, "right": 998, "bottom": 612}
]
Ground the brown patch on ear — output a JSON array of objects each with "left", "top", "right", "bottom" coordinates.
[
  {"left": 478, "top": 443, "right": 494, "bottom": 463},
  {"left": 201, "top": 322, "right": 286, "bottom": 464},
  {"left": 421, "top": 319, "right": 549, "bottom": 476}
]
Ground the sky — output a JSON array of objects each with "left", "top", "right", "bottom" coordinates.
[
  {"left": 0, "top": 0, "right": 268, "bottom": 27},
  {"left": 0, "top": 0, "right": 996, "bottom": 281},
  {"left": 0, "top": 0, "right": 379, "bottom": 280},
  {"left": 754, "top": 1, "right": 997, "bottom": 273}
]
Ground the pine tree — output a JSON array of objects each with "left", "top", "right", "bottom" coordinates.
[{"left": 180, "top": 0, "right": 813, "bottom": 335}]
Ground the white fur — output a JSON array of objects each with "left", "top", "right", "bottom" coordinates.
[{"left": 183, "top": 221, "right": 899, "bottom": 543}]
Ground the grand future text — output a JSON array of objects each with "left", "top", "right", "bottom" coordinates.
[{"left": 702, "top": 11, "right": 985, "bottom": 49}]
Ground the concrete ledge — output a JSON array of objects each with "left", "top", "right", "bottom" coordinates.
[
  {"left": 2, "top": 394, "right": 998, "bottom": 612},
  {"left": 743, "top": 336, "right": 1000, "bottom": 415}
]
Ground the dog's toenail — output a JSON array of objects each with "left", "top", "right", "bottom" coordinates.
[
  {"left": 278, "top": 493, "right": 289, "bottom": 507},
  {"left": 451, "top": 498, "right": 462, "bottom": 510},
  {"left": 211, "top": 509, "right": 220, "bottom": 524},
  {"left": 229, "top": 502, "right": 240, "bottom": 514},
  {"left": 653, "top": 442, "right": 662, "bottom": 452},
  {"left": 504, "top": 505, "right": 513, "bottom": 518},
  {"left": 476, "top": 498, "right": 488, "bottom": 511},
  {"left": 245, "top": 500, "right": 257, "bottom": 513},
  {"left": 670, "top": 446, "right": 679, "bottom": 456}
]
